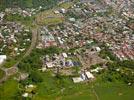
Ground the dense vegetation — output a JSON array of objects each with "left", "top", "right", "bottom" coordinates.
[
  {"left": 99, "top": 46, "right": 118, "bottom": 61},
  {"left": 0, "top": 79, "right": 19, "bottom": 100},
  {"left": 0, "top": 0, "right": 58, "bottom": 10},
  {"left": 0, "top": 69, "right": 5, "bottom": 79},
  {"left": 99, "top": 61, "right": 134, "bottom": 84},
  {"left": 93, "top": 44, "right": 134, "bottom": 84},
  {"left": 4, "top": 14, "right": 34, "bottom": 26},
  {"left": 18, "top": 47, "right": 63, "bottom": 72}
]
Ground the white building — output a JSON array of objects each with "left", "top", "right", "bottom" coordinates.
[
  {"left": 95, "top": 47, "right": 101, "bottom": 52},
  {"left": 85, "top": 71, "right": 94, "bottom": 79},
  {"left": 22, "top": 93, "right": 28, "bottom": 97},
  {"left": 62, "top": 53, "right": 68, "bottom": 58},
  {"left": 46, "top": 62, "right": 54, "bottom": 68},
  {"left": 0, "top": 55, "right": 7, "bottom": 64},
  {"left": 72, "top": 77, "right": 84, "bottom": 83}
]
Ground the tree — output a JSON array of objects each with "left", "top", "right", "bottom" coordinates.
[
  {"left": 18, "top": 62, "right": 31, "bottom": 72},
  {"left": 29, "top": 71, "right": 43, "bottom": 83}
]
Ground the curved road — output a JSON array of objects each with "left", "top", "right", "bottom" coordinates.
[{"left": 0, "top": 25, "right": 38, "bottom": 83}]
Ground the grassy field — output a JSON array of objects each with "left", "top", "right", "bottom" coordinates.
[
  {"left": 0, "top": 69, "right": 5, "bottom": 79},
  {"left": 32, "top": 72, "right": 94, "bottom": 100},
  {"left": 0, "top": 71, "right": 134, "bottom": 100},
  {"left": 59, "top": 2, "right": 73, "bottom": 9},
  {"left": 5, "top": 14, "right": 34, "bottom": 27},
  {"left": 32, "top": 72, "right": 134, "bottom": 100},
  {"left": 36, "top": 1, "right": 73, "bottom": 25},
  {"left": 36, "top": 9, "right": 64, "bottom": 25},
  {"left": 94, "top": 83, "right": 134, "bottom": 100},
  {"left": 0, "top": 79, "right": 19, "bottom": 100},
  {"left": 3, "top": 59, "right": 17, "bottom": 68}
]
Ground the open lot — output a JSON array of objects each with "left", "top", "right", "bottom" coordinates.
[
  {"left": 36, "top": 1, "right": 73, "bottom": 25},
  {"left": 59, "top": 2, "right": 73, "bottom": 9},
  {"left": 36, "top": 9, "right": 64, "bottom": 25},
  {"left": 94, "top": 83, "right": 134, "bottom": 100},
  {"left": 31, "top": 72, "right": 134, "bottom": 100},
  {"left": 0, "top": 71, "right": 133, "bottom": 100}
]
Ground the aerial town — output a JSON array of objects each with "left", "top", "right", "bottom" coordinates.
[{"left": 0, "top": 0, "right": 134, "bottom": 100}]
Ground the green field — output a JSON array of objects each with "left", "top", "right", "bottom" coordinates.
[
  {"left": 0, "top": 79, "right": 19, "bottom": 100},
  {"left": 94, "top": 83, "right": 134, "bottom": 100},
  {"left": 0, "top": 0, "right": 58, "bottom": 10},
  {"left": 36, "top": 9, "right": 64, "bottom": 25},
  {"left": 3, "top": 59, "right": 17, "bottom": 68},
  {"left": 59, "top": 2, "right": 73, "bottom": 9},
  {"left": 36, "top": 1, "right": 74, "bottom": 26},
  {"left": 0, "top": 71, "right": 134, "bottom": 100},
  {"left": 33, "top": 82, "right": 134, "bottom": 100},
  {"left": 5, "top": 14, "right": 34, "bottom": 27},
  {"left": 31, "top": 72, "right": 134, "bottom": 100}
]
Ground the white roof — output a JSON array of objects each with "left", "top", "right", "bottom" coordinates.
[
  {"left": 0, "top": 55, "right": 7, "bottom": 64},
  {"left": 38, "top": 67, "right": 47, "bottom": 72},
  {"left": 85, "top": 71, "right": 94, "bottom": 79},
  {"left": 28, "top": 84, "right": 34, "bottom": 88},
  {"left": 69, "top": 18, "right": 76, "bottom": 22},
  {"left": 22, "top": 93, "right": 28, "bottom": 97},
  {"left": 72, "top": 77, "right": 84, "bottom": 83},
  {"left": 62, "top": 53, "right": 68, "bottom": 58},
  {"left": 46, "top": 62, "right": 54, "bottom": 68},
  {"left": 81, "top": 73, "right": 87, "bottom": 80},
  {"left": 54, "top": 10, "right": 60, "bottom": 14},
  {"left": 95, "top": 47, "right": 101, "bottom": 52}
]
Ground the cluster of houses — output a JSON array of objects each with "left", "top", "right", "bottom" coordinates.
[
  {"left": 0, "top": 21, "right": 31, "bottom": 59},
  {"left": 5, "top": 8, "right": 32, "bottom": 17},
  {"left": 0, "top": 6, "right": 33, "bottom": 62},
  {"left": 37, "top": 27, "right": 57, "bottom": 48},
  {"left": 4, "top": 6, "right": 45, "bottom": 17},
  {"left": 83, "top": 16, "right": 134, "bottom": 61},
  {"left": 37, "top": 0, "right": 134, "bottom": 85},
  {"left": 38, "top": 18, "right": 94, "bottom": 49},
  {"left": 0, "top": 0, "right": 133, "bottom": 86},
  {"left": 79, "top": 0, "right": 134, "bottom": 61},
  {"left": 6, "top": 0, "right": 134, "bottom": 81},
  {"left": 37, "top": 0, "right": 114, "bottom": 50},
  {"left": 37, "top": 1, "right": 97, "bottom": 49},
  {"left": 42, "top": 52, "right": 81, "bottom": 70},
  {"left": 24, "top": 0, "right": 134, "bottom": 86},
  {"left": 104, "top": 0, "right": 132, "bottom": 10},
  {"left": 41, "top": 50, "right": 100, "bottom": 83},
  {"left": 0, "top": 6, "right": 34, "bottom": 67}
]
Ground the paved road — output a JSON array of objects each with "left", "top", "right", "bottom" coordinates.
[{"left": 0, "top": 25, "right": 38, "bottom": 83}]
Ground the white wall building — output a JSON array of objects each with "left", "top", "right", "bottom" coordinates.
[{"left": 0, "top": 55, "right": 7, "bottom": 64}]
